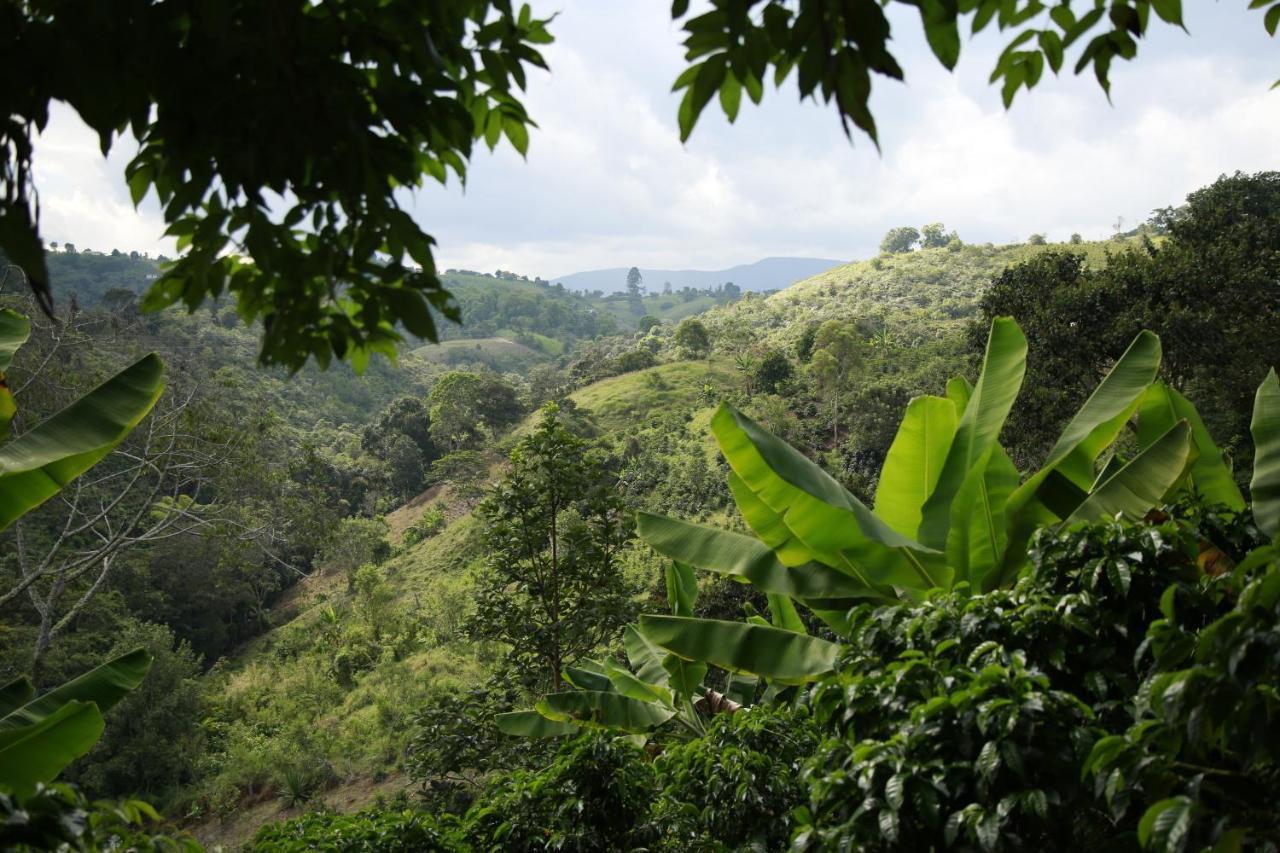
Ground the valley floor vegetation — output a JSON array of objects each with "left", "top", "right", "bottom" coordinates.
[{"left": 1, "top": 171, "right": 1279, "bottom": 852}]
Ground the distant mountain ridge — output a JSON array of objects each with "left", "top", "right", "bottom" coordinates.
[{"left": 549, "top": 256, "right": 844, "bottom": 294}]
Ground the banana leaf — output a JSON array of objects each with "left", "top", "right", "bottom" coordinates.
[
  {"left": 494, "top": 710, "right": 579, "bottom": 737},
  {"left": 640, "top": 615, "right": 840, "bottom": 684},
  {"left": 874, "top": 395, "right": 958, "bottom": 541},
  {"left": 0, "top": 677, "right": 34, "bottom": 717},
  {"left": 1000, "top": 330, "right": 1163, "bottom": 581},
  {"left": 636, "top": 512, "right": 884, "bottom": 610},
  {"left": 0, "top": 700, "right": 104, "bottom": 796},
  {"left": 1137, "top": 381, "right": 1244, "bottom": 510},
  {"left": 945, "top": 444, "right": 1020, "bottom": 592},
  {"left": 713, "top": 404, "right": 945, "bottom": 590},
  {"left": 0, "top": 647, "right": 152, "bottom": 731},
  {"left": 1252, "top": 369, "right": 1280, "bottom": 539},
  {"left": 1065, "top": 421, "right": 1194, "bottom": 524},
  {"left": 0, "top": 354, "right": 165, "bottom": 531},
  {"left": 918, "top": 317, "right": 1026, "bottom": 550},
  {"left": 623, "top": 625, "right": 670, "bottom": 688},
  {"left": 535, "top": 690, "right": 675, "bottom": 733}
]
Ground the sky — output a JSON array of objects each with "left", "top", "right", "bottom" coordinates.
[{"left": 31, "top": 4, "right": 1280, "bottom": 280}]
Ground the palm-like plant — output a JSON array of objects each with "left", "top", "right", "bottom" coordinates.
[
  {"left": 0, "top": 305, "right": 164, "bottom": 792},
  {"left": 504, "top": 318, "right": 1280, "bottom": 738}
]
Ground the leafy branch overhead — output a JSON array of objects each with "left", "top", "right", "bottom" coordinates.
[
  {"left": 670, "top": 0, "right": 1280, "bottom": 143},
  {"left": 1, "top": 1, "right": 553, "bottom": 369}
]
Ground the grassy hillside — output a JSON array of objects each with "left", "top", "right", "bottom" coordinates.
[
  {"left": 408, "top": 337, "right": 547, "bottom": 373},
  {"left": 593, "top": 291, "right": 724, "bottom": 328}
]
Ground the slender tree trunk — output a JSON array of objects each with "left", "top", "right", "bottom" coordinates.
[{"left": 548, "top": 490, "right": 561, "bottom": 695}]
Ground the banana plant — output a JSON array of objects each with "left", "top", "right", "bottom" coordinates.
[
  {"left": 636, "top": 317, "right": 1215, "bottom": 684},
  {"left": 494, "top": 561, "right": 821, "bottom": 739},
  {"left": 0, "top": 306, "right": 165, "bottom": 531},
  {"left": 0, "top": 648, "right": 152, "bottom": 796}
]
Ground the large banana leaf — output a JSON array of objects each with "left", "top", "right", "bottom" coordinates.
[
  {"left": 494, "top": 710, "right": 579, "bottom": 737},
  {"left": 535, "top": 690, "right": 675, "bottom": 733},
  {"left": 636, "top": 513, "right": 884, "bottom": 610},
  {"left": 1065, "top": 421, "right": 1194, "bottom": 525},
  {"left": 603, "top": 660, "right": 672, "bottom": 705},
  {"left": 0, "top": 354, "right": 165, "bottom": 531},
  {"left": 946, "top": 376, "right": 972, "bottom": 415},
  {"left": 945, "top": 444, "right": 1020, "bottom": 592},
  {"left": 874, "top": 395, "right": 958, "bottom": 540},
  {"left": 766, "top": 593, "right": 806, "bottom": 633},
  {"left": 0, "top": 647, "right": 152, "bottom": 731},
  {"left": 623, "top": 625, "right": 670, "bottom": 688},
  {"left": 0, "top": 309, "right": 30, "bottom": 372},
  {"left": 999, "top": 331, "right": 1163, "bottom": 581},
  {"left": 0, "top": 309, "right": 31, "bottom": 439},
  {"left": 640, "top": 615, "right": 840, "bottom": 685},
  {"left": 728, "top": 471, "right": 823, "bottom": 567},
  {"left": 713, "top": 404, "right": 945, "bottom": 590},
  {"left": 0, "top": 700, "right": 104, "bottom": 796},
  {"left": 666, "top": 560, "right": 698, "bottom": 617},
  {"left": 562, "top": 663, "right": 613, "bottom": 693},
  {"left": 1137, "top": 382, "right": 1244, "bottom": 510},
  {"left": 1252, "top": 369, "right": 1280, "bottom": 539},
  {"left": 918, "top": 317, "right": 1026, "bottom": 550}
]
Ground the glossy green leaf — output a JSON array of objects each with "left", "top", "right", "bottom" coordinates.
[
  {"left": 603, "top": 660, "right": 672, "bottom": 706},
  {"left": 0, "top": 700, "right": 104, "bottom": 796},
  {"left": 562, "top": 663, "right": 612, "bottom": 693},
  {"left": 919, "top": 317, "right": 1026, "bottom": 550},
  {"left": 946, "top": 375, "right": 972, "bottom": 416},
  {"left": 1138, "top": 381, "right": 1244, "bottom": 510},
  {"left": 727, "top": 470, "right": 815, "bottom": 567},
  {"left": 636, "top": 513, "right": 882, "bottom": 610},
  {"left": 535, "top": 690, "right": 675, "bottom": 733},
  {"left": 0, "top": 309, "right": 31, "bottom": 374},
  {"left": 713, "top": 404, "right": 943, "bottom": 590},
  {"left": 0, "top": 354, "right": 164, "bottom": 532},
  {"left": 640, "top": 614, "right": 839, "bottom": 684},
  {"left": 875, "top": 395, "right": 958, "bottom": 540},
  {"left": 665, "top": 560, "right": 698, "bottom": 617},
  {"left": 946, "top": 444, "right": 1020, "bottom": 592},
  {"left": 1002, "top": 330, "right": 1162, "bottom": 580},
  {"left": 494, "top": 710, "right": 579, "bottom": 738},
  {"left": 1065, "top": 421, "right": 1194, "bottom": 525},
  {"left": 623, "top": 625, "right": 669, "bottom": 688},
  {"left": 662, "top": 652, "right": 707, "bottom": 702},
  {"left": 0, "top": 647, "right": 152, "bottom": 731},
  {"left": 1251, "top": 368, "right": 1280, "bottom": 539},
  {"left": 766, "top": 593, "right": 805, "bottom": 634}
]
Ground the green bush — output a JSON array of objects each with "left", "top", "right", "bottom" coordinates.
[
  {"left": 797, "top": 508, "right": 1272, "bottom": 851},
  {"left": 464, "top": 734, "right": 656, "bottom": 852},
  {"left": 0, "top": 783, "right": 198, "bottom": 852},
  {"left": 250, "top": 808, "right": 462, "bottom": 852},
  {"left": 404, "top": 506, "right": 447, "bottom": 545},
  {"left": 651, "top": 705, "right": 821, "bottom": 851}
]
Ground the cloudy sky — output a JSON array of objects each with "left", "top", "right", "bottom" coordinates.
[{"left": 32, "top": 4, "right": 1280, "bottom": 279}]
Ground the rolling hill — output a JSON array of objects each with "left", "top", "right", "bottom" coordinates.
[{"left": 550, "top": 256, "right": 844, "bottom": 294}]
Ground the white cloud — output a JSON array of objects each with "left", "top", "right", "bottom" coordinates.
[{"left": 28, "top": 3, "right": 1280, "bottom": 277}]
